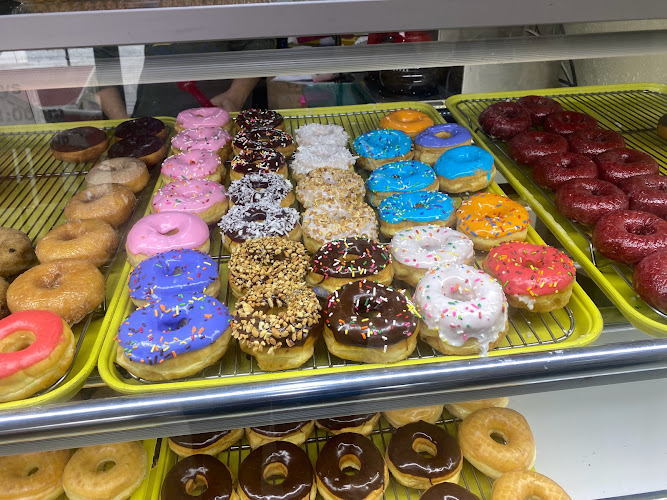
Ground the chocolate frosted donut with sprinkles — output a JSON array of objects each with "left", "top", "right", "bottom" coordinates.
[
  {"left": 235, "top": 108, "right": 285, "bottom": 131},
  {"left": 378, "top": 191, "right": 456, "bottom": 238},
  {"left": 231, "top": 148, "right": 287, "bottom": 181},
  {"left": 232, "top": 127, "right": 295, "bottom": 158}
]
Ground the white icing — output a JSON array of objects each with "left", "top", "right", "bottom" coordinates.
[
  {"left": 295, "top": 123, "right": 349, "bottom": 148},
  {"left": 290, "top": 145, "right": 357, "bottom": 177},
  {"left": 302, "top": 201, "right": 378, "bottom": 243},
  {"left": 390, "top": 225, "right": 474, "bottom": 270}
]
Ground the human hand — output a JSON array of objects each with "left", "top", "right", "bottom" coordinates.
[{"left": 210, "top": 91, "right": 245, "bottom": 113}]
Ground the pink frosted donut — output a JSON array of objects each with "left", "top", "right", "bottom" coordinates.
[
  {"left": 152, "top": 180, "right": 229, "bottom": 224},
  {"left": 126, "top": 212, "right": 210, "bottom": 267},
  {"left": 176, "top": 107, "right": 231, "bottom": 131},
  {"left": 161, "top": 150, "right": 223, "bottom": 183},
  {"left": 171, "top": 127, "right": 232, "bottom": 159}
]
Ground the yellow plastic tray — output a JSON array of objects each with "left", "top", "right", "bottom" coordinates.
[
  {"left": 98, "top": 102, "right": 602, "bottom": 395},
  {"left": 446, "top": 83, "right": 667, "bottom": 336},
  {"left": 0, "top": 118, "right": 173, "bottom": 410}
]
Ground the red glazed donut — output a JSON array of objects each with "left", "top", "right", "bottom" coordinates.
[
  {"left": 532, "top": 153, "right": 598, "bottom": 191},
  {"left": 555, "top": 178, "right": 629, "bottom": 226},
  {"left": 592, "top": 210, "right": 667, "bottom": 266},
  {"left": 619, "top": 174, "right": 667, "bottom": 220},
  {"left": 516, "top": 95, "right": 563, "bottom": 125},
  {"left": 543, "top": 111, "right": 598, "bottom": 135},
  {"left": 567, "top": 129, "right": 625, "bottom": 157},
  {"left": 478, "top": 102, "right": 532, "bottom": 140},
  {"left": 633, "top": 248, "right": 667, "bottom": 314},
  {"left": 508, "top": 131, "right": 568, "bottom": 166},
  {"left": 594, "top": 148, "right": 660, "bottom": 185}
]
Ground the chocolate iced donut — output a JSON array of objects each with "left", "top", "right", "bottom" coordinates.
[
  {"left": 233, "top": 127, "right": 295, "bottom": 158},
  {"left": 236, "top": 108, "right": 285, "bottom": 131},
  {"left": 115, "top": 117, "right": 167, "bottom": 141},
  {"left": 162, "top": 454, "right": 236, "bottom": 500},
  {"left": 168, "top": 429, "right": 244, "bottom": 457},
  {"left": 421, "top": 482, "right": 479, "bottom": 500},
  {"left": 108, "top": 135, "right": 167, "bottom": 167},
  {"left": 50, "top": 126, "right": 109, "bottom": 163},
  {"left": 230, "top": 148, "right": 287, "bottom": 181},
  {"left": 316, "top": 413, "right": 380, "bottom": 436},
  {"left": 246, "top": 421, "right": 315, "bottom": 449}
]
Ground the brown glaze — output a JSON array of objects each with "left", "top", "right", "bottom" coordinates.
[
  {"left": 236, "top": 109, "right": 284, "bottom": 130},
  {"left": 311, "top": 238, "right": 390, "bottom": 279},
  {"left": 115, "top": 117, "right": 166, "bottom": 139},
  {"left": 317, "top": 414, "right": 376, "bottom": 431},
  {"left": 161, "top": 454, "right": 233, "bottom": 500},
  {"left": 108, "top": 135, "right": 165, "bottom": 158},
  {"left": 50, "top": 127, "right": 108, "bottom": 152},
  {"left": 231, "top": 148, "right": 285, "bottom": 174},
  {"left": 420, "top": 482, "right": 478, "bottom": 500},
  {"left": 250, "top": 421, "right": 309, "bottom": 438},
  {"left": 234, "top": 127, "right": 293, "bottom": 150},
  {"left": 169, "top": 430, "right": 231, "bottom": 450}
]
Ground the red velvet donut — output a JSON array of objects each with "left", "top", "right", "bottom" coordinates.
[
  {"left": 543, "top": 111, "right": 598, "bottom": 136},
  {"left": 555, "top": 178, "right": 629, "bottom": 226},
  {"left": 594, "top": 148, "right": 660, "bottom": 185},
  {"left": 633, "top": 249, "right": 667, "bottom": 314},
  {"left": 478, "top": 102, "right": 532, "bottom": 140},
  {"left": 516, "top": 95, "right": 563, "bottom": 125},
  {"left": 508, "top": 131, "right": 569, "bottom": 166},
  {"left": 533, "top": 153, "right": 598, "bottom": 191},
  {"left": 619, "top": 174, "right": 667, "bottom": 220},
  {"left": 619, "top": 174, "right": 667, "bottom": 194},
  {"left": 592, "top": 210, "right": 667, "bottom": 266},
  {"left": 567, "top": 129, "right": 625, "bottom": 157}
]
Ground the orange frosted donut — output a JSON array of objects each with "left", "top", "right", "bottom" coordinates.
[{"left": 380, "top": 109, "right": 434, "bottom": 139}]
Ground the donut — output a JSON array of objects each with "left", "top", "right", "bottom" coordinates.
[
  {"left": 0, "top": 227, "right": 37, "bottom": 277},
  {"left": 0, "top": 278, "right": 8, "bottom": 320},
  {"left": 171, "top": 126, "right": 232, "bottom": 160},
  {"left": 168, "top": 429, "right": 244, "bottom": 457},
  {"left": 543, "top": 111, "right": 598, "bottom": 136},
  {"left": 237, "top": 442, "right": 316, "bottom": 500},
  {"left": 231, "top": 148, "right": 287, "bottom": 181},
  {"left": 592, "top": 210, "right": 667, "bottom": 266},
  {"left": 246, "top": 420, "right": 315, "bottom": 449},
  {"left": 422, "top": 482, "right": 479, "bottom": 500},
  {"left": 455, "top": 193, "right": 530, "bottom": 251},
  {"left": 444, "top": 397, "right": 509, "bottom": 419},
  {"left": 64, "top": 183, "right": 137, "bottom": 228},
  {"left": 659, "top": 113, "right": 667, "bottom": 140},
  {"left": 323, "top": 280, "right": 419, "bottom": 363},
  {"left": 482, "top": 242, "right": 576, "bottom": 312},
  {"left": 413, "top": 264, "right": 508, "bottom": 356},
  {"left": 228, "top": 237, "right": 309, "bottom": 298},
  {"left": 491, "top": 470, "right": 572, "bottom": 500},
  {"left": 478, "top": 102, "right": 531, "bottom": 140},
  {"left": 555, "top": 178, "right": 628, "bottom": 226},
  {"left": 126, "top": 212, "right": 210, "bottom": 267},
  {"left": 218, "top": 202, "right": 301, "bottom": 253},
  {"left": 0, "top": 450, "right": 71, "bottom": 500},
  {"left": 86, "top": 157, "right": 149, "bottom": 193},
  {"left": 353, "top": 129, "right": 414, "bottom": 171},
  {"left": 302, "top": 201, "right": 379, "bottom": 253},
  {"left": 115, "top": 294, "right": 232, "bottom": 380},
  {"left": 620, "top": 174, "right": 667, "bottom": 219},
  {"left": 50, "top": 126, "right": 109, "bottom": 163},
  {"left": 306, "top": 238, "right": 393, "bottom": 296},
  {"left": 367, "top": 160, "right": 437, "bottom": 207},
  {"left": 115, "top": 117, "right": 167, "bottom": 141},
  {"left": 7, "top": 260, "right": 105, "bottom": 325},
  {"left": 161, "top": 150, "right": 225, "bottom": 184},
  {"left": 567, "top": 129, "right": 625, "bottom": 157},
  {"left": 315, "top": 413, "right": 380, "bottom": 436},
  {"left": 0, "top": 310, "right": 74, "bottom": 402},
  {"left": 378, "top": 191, "right": 456, "bottom": 238},
  {"left": 383, "top": 405, "right": 444, "bottom": 428},
  {"left": 414, "top": 124, "right": 473, "bottom": 166},
  {"left": 389, "top": 225, "right": 474, "bottom": 287},
  {"left": 162, "top": 454, "right": 238, "bottom": 500},
  {"left": 532, "top": 152, "right": 598, "bottom": 191},
  {"left": 516, "top": 95, "right": 563, "bottom": 125},
  {"left": 36, "top": 219, "right": 119, "bottom": 267},
  {"left": 457, "top": 407, "right": 536, "bottom": 479},
  {"left": 633, "top": 248, "right": 667, "bottom": 314},
  {"left": 380, "top": 109, "right": 435, "bottom": 139},
  {"left": 316, "top": 432, "right": 388, "bottom": 500},
  {"left": 433, "top": 144, "right": 496, "bottom": 193},
  {"left": 62, "top": 442, "right": 147, "bottom": 500},
  {"left": 232, "top": 127, "right": 296, "bottom": 158},
  {"left": 385, "top": 421, "right": 462, "bottom": 489},
  {"left": 107, "top": 135, "right": 167, "bottom": 168},
  {"left": 594, "top": 148, "right": 660, "bottom": 185},
  {"left": 508, "top": 131, "right": 569, "bottom": 166},
  {"left": 152, "top": 179, "right": 229, "bottom": 224},
  {"left": 236, "top": 108, "right": 285, "bottom": 131},
  {"left": 290, "top": 145, "right": 357, "bottom": 181},
  {"left": 229, "top": 172, "right": 294, "bottom": 208},
  {"left": 232, "top": 284, "right": 321, "bottom": 371},
  {"left": 295, "top": 123, "right": 348, "bottom": 148},
  {"left": 296, "top": 167, "right": 364, "bottom": 209},
  {"left": 176, "top": 106, "right": 232, "bottom": 132}
]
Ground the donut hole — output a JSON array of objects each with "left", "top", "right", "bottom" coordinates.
[
  {"left": 41, "top": 271, "right": 63, "bottom": 289},
  {"left": 186, "top": 474, "right": 208, "bottom": 496},
  {"left": 412, "top": 437, "right": 438, "bottom": 459},
  {"left": 339, "top": 454, "right": 362, "bottom": 476},
  {"left": 490, "top": 431, "right": 508, "bottom": 445},
  {"left": 340, "top": 254, "right": 360, "bottom": 263},
  {"left": 25, "top": 466, "right": 39, "bottom": 477},
  {"left": 627, "top": 222, "right": 657, "bottom": 236},
  {"left": 0, "top": 330, "right": 36, "bottom": 353},
  {"left": 176, "top": 317, "right": 191, "bottom": 329},
  {"left": 169, "top": 266, "right": 185, "bottom": 277},
  {"left": 263, "top": 462, "right": 288, "bottom": 485},
  {"left": 84, "top": 191, "right": 103, "bottom": 203},
  {"left": 95, "top": 459, "right": 117, "bottom": 472},
  {"left": 434, "top": 131, "right": 452, "bottom": 140},
  {"left": 162, "top": 229, "right": 180, "bottom": 236}
]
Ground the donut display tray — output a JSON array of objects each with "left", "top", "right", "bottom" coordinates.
[
  {"left": 98, "top": 102, "right": 602, "bottom": 395},
  {"left": 447, "top": 83, "right": 667, "bottom": 336},
  {"left": 0, "top": 118, "right": 173, "bottom": 410}
]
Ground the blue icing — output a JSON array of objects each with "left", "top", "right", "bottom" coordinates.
[
  {"left": 117, "top": 294, "right": 231, "bottom": 364},
  {"left": 128, "top": 249, "right": 218, "bottom": 303},
  {"left": 379, "top": 191, "right": 455, "bottom": 224},
  {"left": 353, "top": 129, "right": 412, "bottom": 159},
  {"left": 367, "top": 160, "right": 436, "bottom": 195},
  {"left": 434, "top": 145, "right": 494, "bottom": 181}
]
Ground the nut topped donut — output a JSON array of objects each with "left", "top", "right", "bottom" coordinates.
[
  {"left": 516, "top": 95, "right": 563, "bottom": 125},
  {"left": 532, "top": 152, "right": 598, "bottom": 191},
  {"left": 508, "top": 131, "right": 568, "bottom": 166},
  {"left": 229, "top": 172, "right": 294, "bottom": 207},
  {"left": 296, "top": 167, "right": 365, "bottom": 209},
  {"left": 302, "top": 201, "right": 379, "bottom": 253},
  {"left": 478, "top": 102, "right": 531, "bottom": 140},
  {"left": 380, "top": 109, "right": 434, "bottom": 139},
  {"left": 235, "top": 108, "right": 285, "bottom": 131},
  {"left": 543, "top": 110, "right": 598, "bottom": 136},
  {"left": 233, "top": 126, "right": 296, "bottom": 158},
  {"left": 231, "top": 148, "right": 287, "bottom": 181},
  {"left": 594, "top": 148, "right": 660, "bottom": 185},
  {"left": 555, "top": 178, "right": 628, "bottom": 226}
]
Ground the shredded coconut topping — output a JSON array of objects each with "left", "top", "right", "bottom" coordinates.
[
  {"left": 295, "top": 123, "right": 349, "bottom": 148},
  {"left": 228, "top": 173, "right": 293, "bottom": 206},
  {"left": 290, "top": 145, "right": 357, "bottom": 178},
  {"left": 218, "top": 201, "right": 299, "bottom": 242}
]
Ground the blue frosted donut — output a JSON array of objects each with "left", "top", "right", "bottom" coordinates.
[
  {"left": 354, "top": 129, "right": 412, "bottom": 159},
  {"left": 415, "top": 124, "right": 472, "bottom": 149},
  {"left": 379, "top": 191, "right": 455, "bottom": 224},
  {"left": 367, "top": 160, "right": 437, "bottom": 206},
  {"left": 128, "top": 249, "right": 218, "bottom": 305},
  {"left": 434, "top": 145, "right": 494, "bottom": 182}
]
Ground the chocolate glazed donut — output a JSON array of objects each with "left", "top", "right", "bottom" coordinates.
[
  {"left": 168, "top": 429, "right": 245, "bottom": 457},
  {"left": 420, "top": 482, "right": 479, "bottom": 500},
  {"left": 170, "top": 431, "right": 233, "bottom": 450},
  {"left": 162, "top": 454, "right": 236, "bottom": 500}
]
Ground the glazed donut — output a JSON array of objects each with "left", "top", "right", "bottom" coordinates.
[
  {"left": 482, "top": 242, "right": 576, "bottom": 312},
  {"left": 162, "top": 454, "right": 238, "bottom": 500},
  {"left": 323, "top": 280, "right": 419, "bottom": 363},
  {"left": 508, "top": 131, "right": 569, "bottom": 166},
  {"left": 168, "top": 429, "right": 244, "bottom": 457},
  {"left": 7, "top": 260, "right": 105, "bottom": 325},
  {"left": 161, "top": 150, "right": 225, "bottom": 184},
  {"left": 0, "top": 227, "right": 37, "bottom": 278},
  {"left": 126, "top": 212, "right": 210, "bottom": 267},
  {"left": 64, "top": 183, "right": 137, "bottom": 228},
  {"left": 152, "top": 180, "right": 229, "bottom": 224},
  {"left": 620, "top": 174, "right": 667, "bottom": 220},
  {"left": 171, "top": 126, "right": 232, "bottom": 160},
  {"left": 478, "top": 102, "right": 531, "bottom": 140},
  {"left": 295, "top": 167, "right": 365, "bottom": 209},
  {"left": 414, "top": 124, "right": 472, "bottom": 166},
  {"left": 315, "top": 413, "right": 380, "bottom": 436},
  {"left": 389, "top": 225, "right": 474, "bottom": 287},
  {"left": 246, "top": 421, "right": 315, "bottom": 449},
  {"left": 290, "top": 145, "right": 357, "bottom": 181},
  {"left": 0, "top": 278, "right": 8, "bottom": 320},
  {"left": 50, "top": 126, "right": 109, "bottom": 163},
  {"left": 367, "top": 160, "right": 438, "bottom": 207},
  {"left": 555, "top": 178, "right": 628, "bottom": 227},
  {"left": 413, "top": 264, "right": 508, "bottom": 356},
  {"left": 232, "top": 284, "right": 321, "bottom": 371},
  {"left": 594, "top": 148, "right": 660, "bottom": 185},
  {"left": 0, "top": 310, "right": 74, "bottom": 402},
  {"left": 532, "top": 152, "right": 598, "bottom": 191},
  {"left": 455, "top": 193, "right": 530, "bottom": 251},
  {"left": 176, "top": 106, "right": 232, "bottom": 132},
  {"left": 107, "top": 135, "right": 167, "bottom": 168},
  {"left": 620, "top": 173, "right": 667, "bottom": 195},
  {"left": 295, "top": 123, "right": 348, "bottom": 148},
  {"left": 116, "top": 294, "right": 232, "bottom": 381},
  {"left": 380, "top": 109, "right": 434, "bottom": 139},
  {"left": 567, "top": 129, "right": 625, "bottom": 157},
  {"left": 235, "top": 108, "right": 285, "bottom": 131},
  {"left": 383, "top": 405, "right": 444, "bottom": 427},
  {"left": 516, "top": 95, "right": 563, "bottom": 125},
  {"left": 302, "top": 201, "right": 379, "bottom": 254},
  {"left": 62, "top": 442, "right": 147, "bottom": 500},
  {"left": 421, "top": 482, "right": 479, "bottom": 500},
  {"left": 444, "top": 397, "right": 509, "bottom": 419},
  {"left": 385, "top": 421, "right": 462, "bottom": 489},
  {"left": 316, "top": 433, "right": 388, "bottom": 500},
  {"left": 306, "top": 238, "right": 393, "bottom": 296},
  {"left": 85, "top": 157, "right": 149, "bottom": 193},
  {"left": 115, "top": 116, "right": 167, "bottom": 141},
  {"left": 659, "top": 113, "right": 667, "bottom": 140},
  {"left": 228, "top": 237, "right": 309, "bottom": 298},
  {"left": 633, "top": 248, "right": 667, "bottom": 313},
  {"left": 491, "top": 470, "right": 572, "bottom": 500},
  {"left": 457, "top": 407, "right": 535, "bottom": 480},
  {"left": 229, "top": 172, "right": 294, "bottom": 208},
  {"left": 0, "top": 449, "right": 71, "bottom": 500},
  {"left": 354, "top": 129, "right": 414, "bottom": 171},
  {"left": 238, "top": 442, "right": 316, "bottom": 500},
  {"left": 592, "top": 210, "right": 667, "bottom": 266},
  {"left": 543, "top": 111, "right": 598, "bottom": 136},
  {"left": 231, "top": 148, "right": 288, "bottom": 181},
  {"left": 433, "top": 145, "right": 495, "bottom": 193},
  {"left": 232, "top": 127, "right": 296, "bottom": 158},
  {"left": 378, "top": 191, "right": 456, "bottom": 238},
  {"left": 36, "top": 219, "right": 118, "bottom": 267}
]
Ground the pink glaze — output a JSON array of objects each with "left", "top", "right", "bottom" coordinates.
[
  {"left": 161, "top": 150, "right": 221, "bottom": 180},
  {"left": 127, "top": 212, "right": 209, "bottom": 256},
  {"left": 152, "top": 180, "right": 228, "bottom": 214},
  {"left": 171, "top": 126, "right": 232, "bottom": 153},
  {"left": 176, "top": 107, "right": 230, "bottom": 129}
]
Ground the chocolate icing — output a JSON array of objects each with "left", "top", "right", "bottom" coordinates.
[
  {"left": 162, "top": 454, "right": 233, "bottom": 500},
  {"left": 311, "top": 238, "right": 390, "bottom": 279},
  {"left": 50, "top": 126, "right": 108, "bottom": 152},
  {"left": 317, "top": 414, "right": 376, "bottom": 431},
  {"left": 420, "top": 482, "right": 479, "bottom": 500},
  {"left": 115, "top": 117, "right": 166, "bottom": 139},
  {"left": 250, "top": 421, "right": 309, "bottom": 438},
  {"left": 108, "top": 135, "right": 164, "bottom": 159},
  {"left": 231, "top": 148, "right": 285, "bottom": 174},
  {"left": 169, "top": 430, "right": 231, "bottom": 450},
  {"left": 234, "top": 127, "right": 293, "bottom": 150},
  {"left": 236, "top": 109, "right": 284, "bottom": 130}
]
